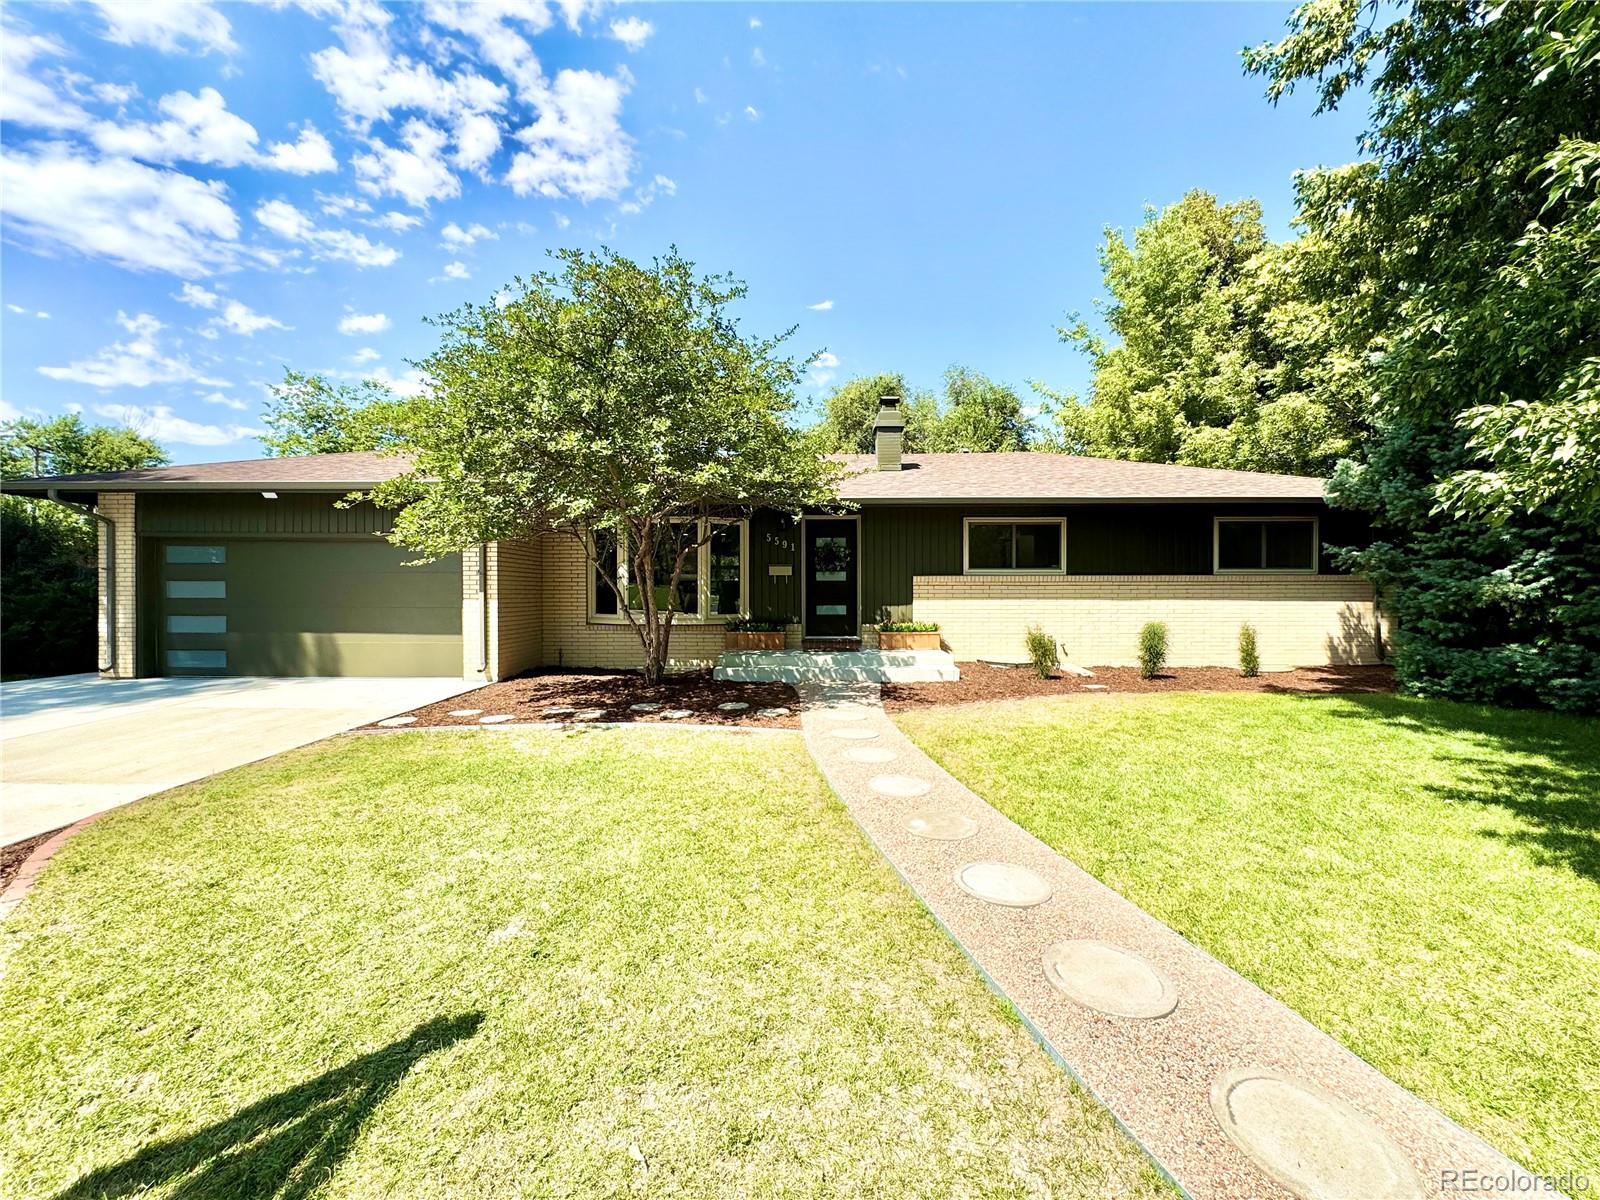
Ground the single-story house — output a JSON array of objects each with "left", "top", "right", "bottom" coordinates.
[{"left": 1, "top": 398, "right": 1386, "bottom": 679}]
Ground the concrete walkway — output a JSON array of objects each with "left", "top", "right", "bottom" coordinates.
[
  {"left": 798, "top": 682, "right": 1544, "bottom": 1200},
  {"left": 2, "top": 675, "right": 473, "bottom": 844}
]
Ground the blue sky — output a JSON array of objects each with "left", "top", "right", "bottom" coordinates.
[{"left": 0, "top": 1, "right": 1368, "bottom": 465}]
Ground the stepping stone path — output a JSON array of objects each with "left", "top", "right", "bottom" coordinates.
[
  {"left": 717, "top": 701, "right": 750, "bottom": 712},
  {"left": 448, "top": 709, "right": 483, "bottom": 717},
  {"left": 479, "top": 714, "right": 513, "bottom": 724},
  {"left": 543, "top": 706, "right": 577, "bottom": 715},
  {"left": 756, "top": 707, "right": 790, "bottom": 718},
  {"left": 629, "top": 702, "right": 662, "bottom": 713},
  {"left": 376, "top": 715, "right": 416, "bottom": 727},
  {"left": 572, "top": 709, "right": 605, "bottom": 721},
  {"left": 1083, "top": 684, "right": 1109, "bottom": 691},
  {"left": 796, "top": 679, "right": 1536, "bottom": 1200},
  {"left": 660, "top": 709, "right": 693, "bottom": 720}
]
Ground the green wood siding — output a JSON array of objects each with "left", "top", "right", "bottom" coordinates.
[{"left": 139, "top": 492, "right": 393, "bottom": 538}]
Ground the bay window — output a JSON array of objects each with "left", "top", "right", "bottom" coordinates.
[{"left": 590, "top": 519, "right": 747, "bottom": 621}]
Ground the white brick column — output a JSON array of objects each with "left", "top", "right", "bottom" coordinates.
[
  {"left": 461, "top": 544, "right": 488, "bottom": 681},
  {"left": 96, "top": 492, "right": 137, "bottom": 678}
]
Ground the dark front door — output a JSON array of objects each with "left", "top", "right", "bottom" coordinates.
[{"left": 804, "top": 519, "right": 858, "bottom": 638}]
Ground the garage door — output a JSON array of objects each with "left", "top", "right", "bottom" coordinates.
[{"left": 156, "top": 539, "right": 463, "bottom": 677}]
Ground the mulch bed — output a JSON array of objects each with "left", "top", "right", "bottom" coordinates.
[
  {"left": 882, "top": 662, "right": 1395, "bottom": 712},
  {"left": 369, "top": 669, "right": 805, "bottom": 730},
  {"left": 1, "top": 828, "right": 62, "bottom": 893}
]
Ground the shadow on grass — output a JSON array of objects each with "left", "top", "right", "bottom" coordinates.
[
  {"left": 1295, "top": 692, "right": 1600, "bottom": 885},
  {"left": 55, "top": 1013, "right": 483, "bottom": 1200}
]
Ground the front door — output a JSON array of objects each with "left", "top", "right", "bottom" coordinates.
[{"left": 804, "top": 518, "right": 858, "bottom": 638}]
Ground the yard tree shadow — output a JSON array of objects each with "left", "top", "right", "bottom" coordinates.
[
  {"left": 1296, "top": 692, "right": 1600, "bottom": 886},
  {"left": 54, "top": 1013, "right": 483, "bottom": 1200}
]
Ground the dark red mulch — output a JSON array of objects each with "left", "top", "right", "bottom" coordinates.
[
  {"left": 882, "top": 662, "right": 1395, "bottom": 712},
  {"left": 1, "top": 828, "right": 62, "bottom": 893},
  {"left": 370, "top": 669, "right": 804, "bottom": 730}
]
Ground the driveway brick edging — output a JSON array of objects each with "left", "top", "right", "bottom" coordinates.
[
  {"left": 796, "top": 681, "right": 1546, "bottom": 1200},
  {"left": 0, "top": 813, "right": 104, "bottom": 922}
]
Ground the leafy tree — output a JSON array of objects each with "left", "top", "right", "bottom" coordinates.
[
  {"left": 1042, "top": 190, "right": 1364, "bottom": 475},
  {"left": 370, "top": 247, "right": 842, "bottom": 682},
  {"left": 807, "top": 372, "right": 937, "bottom": 453},
  {"left": 923, "top": 366, "right": 1033, "bottom": 452},
  {"left": 1, "top": 416, "right": 166, "bottom": 678},
  {"left": 260, "top": 370, "right": 409, "bottom": 457},
  {"left": 1247, "top": 0, "right": 1600, "bottom": 713}
]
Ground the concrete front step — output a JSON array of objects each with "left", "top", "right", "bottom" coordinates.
[{"left": 713, "top": 649, "right": 960, "bottom": 684}]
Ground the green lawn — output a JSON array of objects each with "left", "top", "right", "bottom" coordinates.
[
  {"left": 897, "top": 692, "right": 1600, "bottom": 1179},
  {"left": 0, "top": 729, "right": 1170, "bottom": 1200}
]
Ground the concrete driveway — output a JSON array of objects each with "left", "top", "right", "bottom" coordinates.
[{"left": 1, "top": 675, "right": 474, "bottom": 845}]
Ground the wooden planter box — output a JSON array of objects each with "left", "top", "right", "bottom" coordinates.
[
  {"left": 878, "top": 630, "right": 941, "bottom": 651},
  {"left": 726, "top": 630, "right": 787, "bottom": 652}
]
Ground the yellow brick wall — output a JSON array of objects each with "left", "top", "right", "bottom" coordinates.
[
  {"left": 913, "top": 574, "right": 1387, "bottom": 671},
  {"left": 489, "top": 538, "right": 543, "bottom": 680},
  {"left": 97, "top": 492, "right": 137, "bottom": 678},
  {"left": 533, "top": 532, "right": 729, "bottom": 671}
]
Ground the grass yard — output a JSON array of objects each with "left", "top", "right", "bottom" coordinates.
[
  {"left": 0, "top": 728, "right": 1171, "bottom": 1200},
  {"left": 897, "top": 692, "right": 1600, "bottom": 1179}
]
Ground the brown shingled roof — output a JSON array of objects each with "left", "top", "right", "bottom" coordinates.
[
  {"left": 0, "top": 451, "right": 412, "bottom": 495},
  {"left": 832, "top": 453, "right": 1327, "bottom": 503}
]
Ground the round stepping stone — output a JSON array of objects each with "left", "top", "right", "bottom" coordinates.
[
  {"left": 660, "top": 709, "right": 692, "bottom": 720},
  {"left": 573, "top": 709, "right": 605, "bottom": 721},
  {"left": 907, "top": 810, "right": 978, "bottom": 841},
  {"left": 830, "top": 727, "right": 878, "bottom": 741},
  {"left": 376, "top": 715, "right": 416, "bottom": 727},
  {"left": 822, "top": 709, "right": 868, "bottom": 722},
  {"left": 717, "top": 701, "right": 750, "bottom": 712},
  {"left": 629, "top": 702, "right": 662, "bottom": 713},
  {"left": 869, "top": 774, "right": 932, "bottom": 798},
  {"left": 845, "top": 746, "right": 897, "bottom": 765},
  {"left": 954, "top": 862, "right": 1053, "bottom": 908},
  {"left": 1210, "top": 1067, "right": 1423, "bottom": 1200},
  {"left": 447, "top": 708, "right": 483, "bottom": 717},
  {"left": 756, "top": 707, "right": 790, "bottom": 718},
  {"left": 479, "top": 714, "right": 513, "bottom": 724},
  {"left": 543, "top": 705, "right": 577, "bottom": 715},
  {"left": 1041, "top": 940, "right": 1178, "bottom": 1020}
]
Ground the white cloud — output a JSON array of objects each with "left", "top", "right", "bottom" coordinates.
[
  {"left": 376, "top": 210, "right": 423, "bottom": 232},
  {"left": 424, "top": 0, "right": 552, "bottom": 97},
  {"left": 254, "top": 199, "right": 400, "bottom": 267},
  {"left": 95, "top": 403, "right": 262, "bottom": 446},
  {"left": 553, "top": 212, "right": 571, "bottom": 229},
  {"left": 618, "top": 173, "right": 677, "bottom": 215},
  {"left": 264, "top": 125, "right": 338, "bottom": 174},
  {"left": 610, "top": 16, "right": 653, "bottom": 51},
  {"left": 440, "top": 221, "right": 497, "bottom": 248},
  {"left": 693, "top": 86, "right": 709, "bottom": 105},
  {"left": 442, "top": 260, "right": 470, "bottom": 279},
  {"left": 201, "top": 390, "right": 248, "bottom": 411},
  {"left": 808, "top": 350, "right": 840, "bottom": 387},
  {"left": 212, "top": 299, "right": 288, "bottom": 336},
  {"left": 744, "top": 105, "right": 761, "bottom": 121},
  {"left": 176, "top": 282, "right": 220, "bottom": 308},
  {"left": 6, "top": 303, "right": 52, "bottom": 318},
  {"left": 350, "top": 347, "right": 382, "bottom": 363},
  {"left": 452, "top": 111, "right": 501, "bottom": 172},
  {"left": 807, "top": 299, "right": 834, "bottom": 311},
  {"left": 317, "top": 192, "right": 371, "bottom": 216},
  {"left": 90, "top": 0, "right": 236, "bottom": 56},
  {"left": 749, "top": 17, "right": 762, "bottom": 29},
  {"left": 506, "top": 69, "right": 633, "bottom": 201},
  {"left": 354, "top": 119, "right": 460, "bottom": 207},
  {"left": 339, "top": 311, "right": 391, "bottom": 335},
  {"left": 309, "top": 21, "right": 507, "bottom": 129},
  {"left": 366, "top": 365, "right": 429, "bottom": 398},
  {"left": 0, "top": 143, "right": 242, "bottom": 276},
  {"left": 751, "top": 47, "right": 766, "bottom": 68},
  {"left": 39, "top": 311, "right": 229, "bottom": 389},
  {"left": 90, "top": 87, "right": 260, "bottom": 167},
  {"left": 0, "top": 32, "right": 91, "bottom": 130}
]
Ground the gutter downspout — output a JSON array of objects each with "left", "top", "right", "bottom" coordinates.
[{"left": 49, "top": 488, "right": 115, "bottom": 675}]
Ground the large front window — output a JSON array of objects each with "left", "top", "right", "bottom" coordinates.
[
  {"left": 963, "top": 518, "right": 1066, "bottom": 573},
  {"left": 1214, "top": 518, "right": 1318, "bottom": 573},
  {"left": 590, "top": 519, "right": 746, "bottom": 620}
]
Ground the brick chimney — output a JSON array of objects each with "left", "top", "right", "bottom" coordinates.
[{"left": 874, "top": 394, "right": 904, "bottom": 471}]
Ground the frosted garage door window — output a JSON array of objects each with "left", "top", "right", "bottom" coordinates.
[
  {"left": 167, "top": 615, "right": 227, "bottom": 634},
  {"left": 166, "top": 650, "right": 227, "bottom": 669},
  {"left": 166, "top": 545, "right": 226, "bottom": 564},
  {"left": 167, "top": 580, "right": 226, "bottom": 599}
]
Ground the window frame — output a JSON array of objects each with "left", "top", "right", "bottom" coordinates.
[
  {"left": 1212, "top": 516, "right": 1320, "bottom": 575},
  {"left": 587, "top": 517, "right": 749, "bottom": 623},
  {"left": 961, "top": 516, "right": 1068, "bottom": 576}
]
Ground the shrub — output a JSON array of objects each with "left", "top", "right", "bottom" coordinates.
[
  {"left": 878, "top": 621, "right": 939, "bottom": 633},
  {"left": 1024, "top": 624, "right": 1060, "bottom": 679},
  {"left": 724, "top": 615, "right": 789, "bottom": 632},
  {"left": 1239, "top": 623, "right": 1260, "bottom": 677},
  {"left": 1137, "top": 622, "right": 1168, "bottom": 679}
]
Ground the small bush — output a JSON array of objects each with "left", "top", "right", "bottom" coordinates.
[
  {"left": 724, "top": 615, "right": 789, "bottom": 632},
  {"left": 1024, "top": 624, "right": 1060, "bottom": 679},
  {"left": 878, "top": 621, "right": 939, "bottom": 633},
  {"left": 1239, "top": 623, "right": 1260, "bottom": 677},
  {"left": 1137, "top": 622, "right": 1168, "bottom": 679}
]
